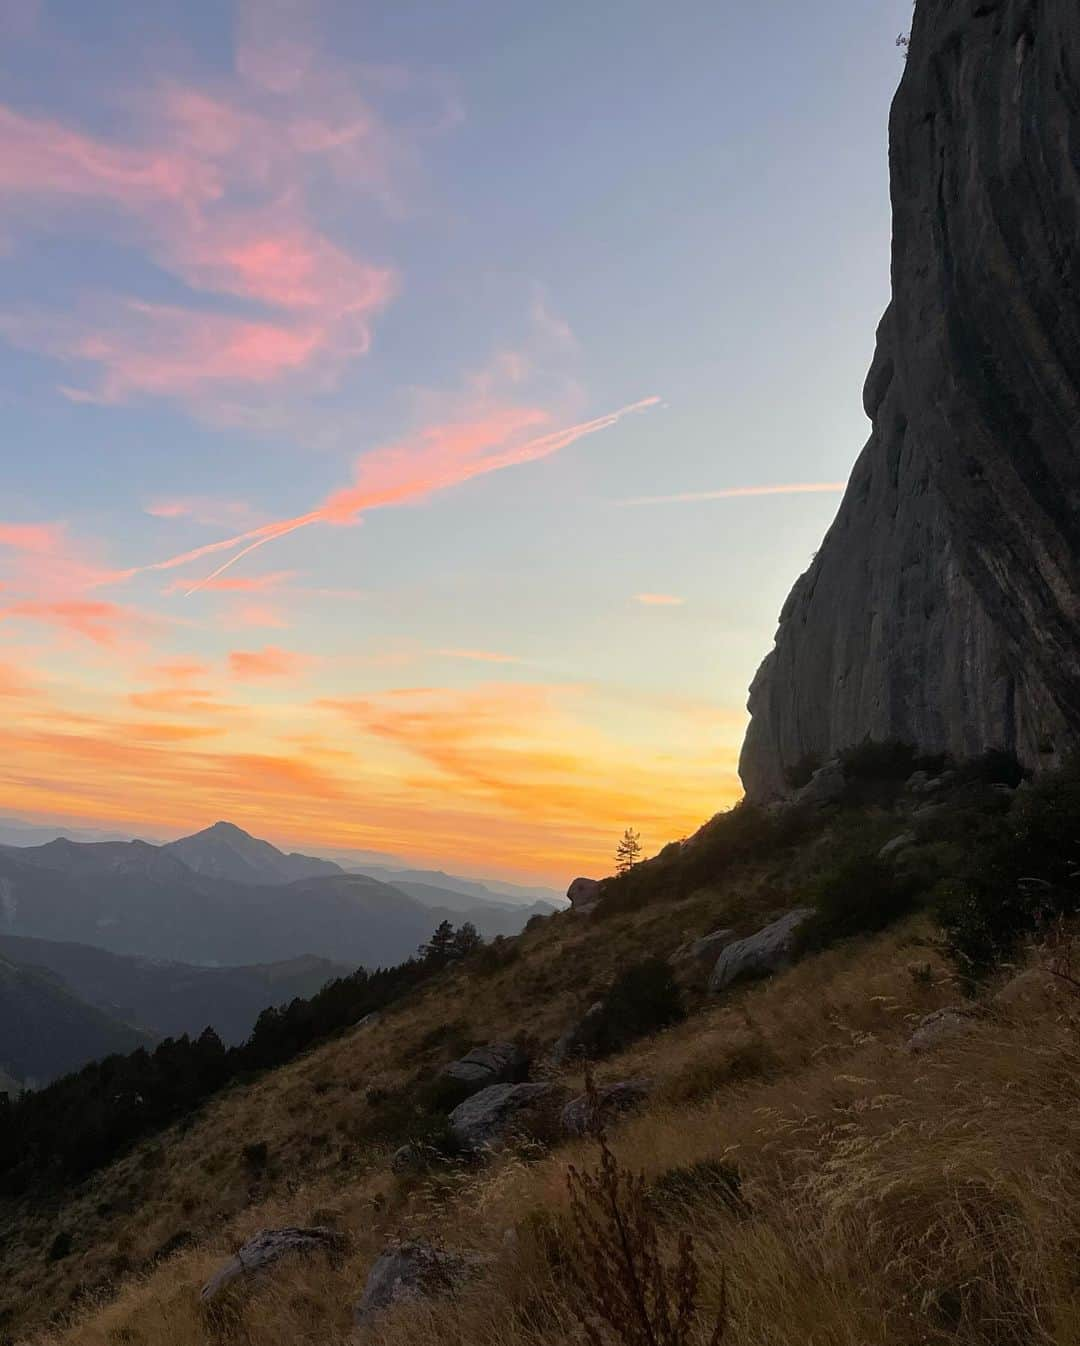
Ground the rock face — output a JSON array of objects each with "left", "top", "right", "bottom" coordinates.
[
  {"left": 709, "top": 909, "right": 814, "bottom": 993},
  {"left": 740, "top": 0, "right": 1080, "bottom": 800},
  {"left": 201, "top": 1227, "right": 340, "bottom": 1301}
]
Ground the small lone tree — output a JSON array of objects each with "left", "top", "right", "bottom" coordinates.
[{"left": 615, "top": 828, "right": 643, "bottom": 875}]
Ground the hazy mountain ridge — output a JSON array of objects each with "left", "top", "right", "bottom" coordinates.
[
  {"left": 0, "top": 824, "right": 549, "bottom": 967},
  {"left": 0, "top": 936, "right": 348, "bottom": 1047},
  {"left": 0, "top": 950, "right": 153, "bottom": 1088}
]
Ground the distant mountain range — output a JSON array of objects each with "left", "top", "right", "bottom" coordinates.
[
  {"left": 0, "top": 820, "right": 560, "bottom": 1090},
  {"left": 0, "top": 821, "right": 557, "bottom": 968}
]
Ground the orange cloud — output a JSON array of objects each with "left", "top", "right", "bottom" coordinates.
[
  {"left": 228, "top": 645, "right": 312, "bottom": 681},
  {"left": 230, "top": 603, "right": 288, "bottom": 629},
  {"left": 634, "top": 593, "right": 686, "bottom": 606},
  {"left": 147, "top": 658, "right": 213, "bottom": 683},
  {"left": 163, "top": 569, "right": 294, "bottom": 595}
]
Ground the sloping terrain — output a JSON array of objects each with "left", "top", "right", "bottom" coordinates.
[
  {"left": 0, "top": 953, "right": 153, "bottom": 1088},
  {"left": 161, "top": 822, "right": 344, "bottom": 886},
  {"left": 3, "top": 755, "right": 1078, "bottom": 1345}
]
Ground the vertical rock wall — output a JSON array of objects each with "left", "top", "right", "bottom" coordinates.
[{"left": 740, "top": 0, "right": 1080, "bottom": 799}]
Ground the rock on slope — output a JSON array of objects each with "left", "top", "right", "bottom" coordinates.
[{"left": 740, "top": 0, "right": 1080, "bottom": 800}]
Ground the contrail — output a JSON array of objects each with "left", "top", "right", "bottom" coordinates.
[
  {"left": 617, "top": 481, "right": 847, "bottom": 506},
  {"left": 141, "top": 396, "right": 661, "bottom": 594}
]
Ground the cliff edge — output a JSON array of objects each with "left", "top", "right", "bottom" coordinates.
[{"left": 740, "top": 0, "right": 1080, "bottom": 800}]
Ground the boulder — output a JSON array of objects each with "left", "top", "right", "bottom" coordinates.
[
  {"left": 354, "top": 1240, "right": 485, "bottom": 1329},
  {"left": 906, "top": 1006, "right": 976, "bottom": 1053},
  {"left": 878, "top": 832, "right": 916, "bottom": 860},
  {"left": 562, "top": 1080, "right": 652, "bottom": 1138},
  {"left": 671, "top": 927, "right": 736, "bottom": 967},
  {"left": 709, "top": 909, "right": 814, "bottom": 993},
  {"left": 566, "top": 877, "right": 602, "bottom": 913},
  {"left": 792, "top": 761, "right": 845, "bottom": 807},
  {"left": 439, "top": 1041, "right": 528, "bottom": 1093},
  {"left": 201, "top": 1226, "right": 340, "bottom": 1301},
  {"left": 448, "top": 1082, "right": 563, "bottom": 1152}
]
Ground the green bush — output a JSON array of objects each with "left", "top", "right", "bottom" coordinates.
[
  {"left": 573, "top": 958, "right": 685, "bottom": 1058},
  {"left": 937, "top": 762, "right": 1080, "bottom": 977},
  {"left": 798, "top": 851, "right": 922, "bottom": 951}
]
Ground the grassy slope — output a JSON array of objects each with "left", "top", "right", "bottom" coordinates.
[{"left": 5, "top": 792, "right": 1079, "bottom": 1345}]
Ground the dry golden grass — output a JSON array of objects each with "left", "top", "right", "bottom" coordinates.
[{"left": 8, "top": 873, "right": 1080, "bottom": 1346}]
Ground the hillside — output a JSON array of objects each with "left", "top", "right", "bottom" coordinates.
[
  {"left": 0, "top": 953, "right": 152, "bottom": 1088},
  {"left": 0, "top": 937, "right": 347, "bottom": 1046},
  {"left": 2, "top": 751, "right": 1079, "bottom": 1344}
]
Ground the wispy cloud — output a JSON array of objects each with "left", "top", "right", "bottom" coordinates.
[
  {"left": 228, "top": 645, "right": 313, "bottom": 680},
  {"left": 634, "top": 593, "right": 686, "bottom": 607},
  {"left": 143, "top": 396, "right": 661, "bottom": 592},
  {"left": 617, "top": 482, "right": 848, "bottom": 506}
]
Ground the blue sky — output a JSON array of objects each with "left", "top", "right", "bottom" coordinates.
[{"left": 0, "top": 0, "right": 913, "bottom": 881}]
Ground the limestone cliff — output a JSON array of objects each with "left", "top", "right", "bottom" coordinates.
[{"left": 740, "top": 0, "right": 1080, "bottom": 800}]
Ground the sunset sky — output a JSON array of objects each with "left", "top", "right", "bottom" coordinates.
[{"left": 0, "top": 0, "right": 912, "bottom": 884}]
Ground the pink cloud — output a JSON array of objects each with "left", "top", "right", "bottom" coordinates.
[
  {"left": 634, "top": 593, "right": 686, "bottom": 607},
  {"left": 0, "top": 47, "right": 401, "bottom": 410},
  {"left": 230, "top": 602, "right": 288, "bottom": 628},
  {"left": 0, "top": 518, "right": 134, "bottom": 596},
  {"left": 163, "top": 570, "right": 295, "bottom": 596},
  {"left": 0, "top": 599, "right": 145, "bottom": 647},
  {"left": 146, "top": 497, "right": 259, "bottom": 527},
  {"left": 131, "top": 395, "right": 659, "bottom": 593},
  {"left": 228, "top": 645, "right": 312, "bottom": 680}
]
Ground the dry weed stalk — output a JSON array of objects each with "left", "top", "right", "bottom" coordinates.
[{"left": 565, "top": 1070, "right": 726, "bottom": 1346}]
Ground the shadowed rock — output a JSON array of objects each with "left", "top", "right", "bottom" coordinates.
[
  {"left": 448, "top": 1081, "right": 563, "bottom": 1151},
  {"left": 561, "top": 1079, "right": 652, "bottom": 1137},
  {"left": 354, "top": 1240, "right": 486, "bottom": 1328},
  {"left": 438, "top": 1041, "right": 528, "bottom": 1094},
  {"left": 709, "top": 909, "right": 814, "bottom": 993},
  {"left": 200, "top": 1226, "right": 340, "bottom": 1301}
]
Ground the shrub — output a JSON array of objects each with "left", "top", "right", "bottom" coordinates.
[
  {"left": 46, "top": 1231, "right": 73, "bottom": 1262},
  {"left": 937, "top": 761, "right": 1080, "bottom": 978},
  {"left": 566, "top": 1084, "right": 727, "bottom": 1346},
  {"left": 784, "top": 752, "right": 822, "bottom": 790},
  {"left": 648, "top": 1159, "right": 746, "bottom": 1222},
  {"left": 798, "top": 851, "right": 922, "bottom": 951},
  {"left": 840, "top": 737, "right": 918, "bottom": 783},
  {"left": 574, "top": 959, "right": 685, "bottom": 1058}
]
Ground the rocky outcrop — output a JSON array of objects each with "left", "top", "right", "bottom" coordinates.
[
  {"left": 200, "top": 1226, "right": 340, "bottom": 1301},
  {"left": 740, "top": 0, "right": 1080, "bottom": 800},
  {"left": 566, "top": 877, "right": 601, "bottom": 914},
  {"left": 671, "top": 928, "right": 736, "bottom": 969},
  {"left": 354, "top": 1240, "right": 485, "bottom": 1329},
  {"left": 448, "top": 1082, "right": 563, "bottom": 1152},
  {"left": 906, "top": 1006, "right": 977, "bottom": 1053},
  {"left": 709, "top": 909, "right": 814, "bottom": 993},
  {"left": 438, "top": 1042, "right": 528, "bottom": 1094}
]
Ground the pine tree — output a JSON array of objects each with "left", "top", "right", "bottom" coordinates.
[
  {"left": 420, "top": 919, "right": 457, "bottom": 964},
  {"left": 615, "top": 827, "right": 643, "bottom": 874},
  {"left": 451, "top": 921, "right": 482, "bottom": 959}
]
